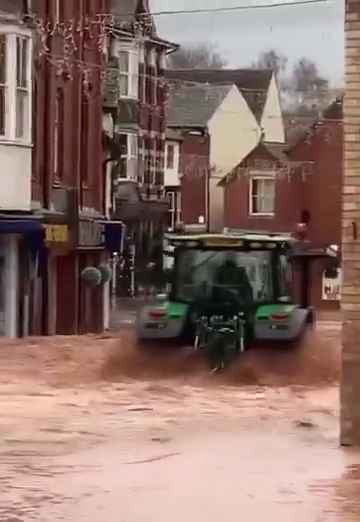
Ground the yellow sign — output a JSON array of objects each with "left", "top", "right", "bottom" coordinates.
[{"left": 45, "top": 225, "right": 69, "bottom": 243}]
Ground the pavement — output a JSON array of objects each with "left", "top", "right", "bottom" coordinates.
[{"left": 1, "top": 320, "right": 359, "bottom": 521}]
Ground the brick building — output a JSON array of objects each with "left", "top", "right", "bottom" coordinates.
[
  {"left": 165, "top": 69, "right": 285, "bottom": 232},
  {"left": 163, "top": 128, "right": 211, "bottom": 232},
  {"left": 222, "top": 100, "right": 343, "bottom": 309},
  {"left": 341, "top": 0, "right": 360, "bottom": 446},
  {"left": 30, "top": 0, "right": 123, "bottom": 335},
  {"left": 103, "top": 0, "right": 177, "bottom": 288}
]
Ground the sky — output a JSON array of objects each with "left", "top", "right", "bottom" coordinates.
[{"left": 150, "top": 0, "right": 345, "bottom": 86}]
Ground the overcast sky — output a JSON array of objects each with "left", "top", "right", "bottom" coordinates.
[{"left": 150, "top": 0, "right": 344, "bottom": 86}]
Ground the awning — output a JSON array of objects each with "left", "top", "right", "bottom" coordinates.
[
  {"left": 0, "top": 220, "right": 44, "bottom": 235},
  {"left": 0, "top": 220, "right": 45, "bottom": 262}
]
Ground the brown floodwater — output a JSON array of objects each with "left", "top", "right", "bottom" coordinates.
[{"left": 1, "top": 321, "right": 359, "bottom": 521}]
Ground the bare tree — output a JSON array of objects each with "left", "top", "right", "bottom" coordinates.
[
  {"left": 292, "top": 57, "right": 329, "bottom": 93},
  {"left": 253, "top": 49, "right": 288, "bottom": 78},
  {"left": 168, "top": 43, "right": 227, "bottom": 69}
]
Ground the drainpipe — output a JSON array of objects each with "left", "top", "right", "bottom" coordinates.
[
  {"left": 205, "top": 130, "right": 210, "bottom": 233},
  {"left": 77, "top": 2, "right": 84, "bottom": 212}
]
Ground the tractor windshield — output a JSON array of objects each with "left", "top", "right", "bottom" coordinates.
[{"left": 174, "top": 249, "right": 274, "bottom": 304}]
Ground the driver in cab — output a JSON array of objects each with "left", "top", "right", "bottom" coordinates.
[{"left": 213, "top": 255, "right": 253, "bottom": 309}]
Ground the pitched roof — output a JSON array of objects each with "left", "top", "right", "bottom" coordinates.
[
  {"left": 285, "top": 116, "right": 315, "bottom": 149},
  {"left": 0, "top": 0, "right": 23, "bottom": 19},
  {"left": 166, "top": 82, "right": 233, "bottom": 128},
  {"left": 109, "top": 0, "right": 157, "bottom": 34},
  {"left": 165, "top": 69, "right": 273, "bottom": 121},
  {"left": 109, "top": 0, "right": 139, "bottom": 23},
  {"left": 323, "top": 98, "right": 343, "bottom": 120},
  {"left": 219, "top": 140, "right": 289, "bottom": 186},
  {"left": 285, "top": 99, "right": 343, "bottom": 151},
  {"left": 264, "top": 142, "right": 289, "bottom": 164}
]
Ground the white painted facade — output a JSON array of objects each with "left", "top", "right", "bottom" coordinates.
[
  {"left": 0, "top": 143, "right": 32, "bottom": 210},
  {"left": 164, "top": 140, "right": 181, "bottom": 187},
  {"left": 260, "top": 75, "right": 285, "bottom": 144},
  {"left": 0, "top": 24, "right": 32, "bottom": 210},
  {"left": 203, "top": 76, "right": 285, "bottom": 231},
  {"left": 0, "top": 20, "right": 33, "bottom": 336},
  {"left": 0, "top": 236, "right": 19, "bottom": 337},
  {"left": 207, "top": 85, "right": 261, "bottom": 232}
]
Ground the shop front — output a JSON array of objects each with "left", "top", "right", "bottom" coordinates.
[
  {"left": 0, "top": 219, "right": 44, "bottom": 338},
  {"left": 76, "top": 218, "right": 124, "bottom": 334}
]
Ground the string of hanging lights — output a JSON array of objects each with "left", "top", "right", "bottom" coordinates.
[{"left": 30, "top": 13, "right": 154, "bottom": 100}]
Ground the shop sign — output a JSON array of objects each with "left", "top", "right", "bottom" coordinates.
[
  {"left": 78, "top": 220, "right": 105, "bottom": 247},
  {"left": 45, "top": 224, "right": 69, "bottom": 244},
  {"left": 322, "top": 269, "right": 342, "bottom": 301}
]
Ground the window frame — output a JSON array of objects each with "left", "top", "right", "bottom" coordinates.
[
  {"left": 15, "top": 36, "right": 29, "bottom": 140},
  {"left": 249, "top": 174, "right": 276, "bottom": 217},
  {"left": 138, "top": 136, "right": 144, "bottom": 185},
  {"left": 166, "top": 143, "right": 175, "bottom": 169},
  {"left": 0, "top": 27, "right": 32, "bottom": 145},
  {"left": 167, "top": 191, "right": 176, "bottom": 230},
  {"left": 0, "top": 34, "right": 7, "bottom": 138},
  {"left": 118, "top": 132, "right": 138, "bottom": 180},
  {"left": 53, "top": 87, "right": 64, "bottom": 184},
  {"left": 117, "top": 49, "right": 139, "bottom": 100},
  {"left": 54, "top": 0, "right": 63, "bottom": 22}
]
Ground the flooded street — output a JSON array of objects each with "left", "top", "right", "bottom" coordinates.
[{"left": 1, "top": 321, "right": 360, "bottom": 521}]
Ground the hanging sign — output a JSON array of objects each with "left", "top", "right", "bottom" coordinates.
[
  {"left": 322, "top": 269, "right": 342, "bottom": 301},
  {"left": 45, "top": 224, "right": 69, "bottom": 244}
]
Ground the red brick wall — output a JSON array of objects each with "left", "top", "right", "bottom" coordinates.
[
  {"left": 180, "top": 132, "right": 210, "bottom": 226},
  {"left": 32, "top": 0, "right": 106, "bottom": 214},
  {"left": 289, "top": 120, "right": 343, "bottom": 247},
  {"left": 224, "top": 121, "right": 342, "bottom": 245},
  {"left": 224, "top": 121, "right": 342, "bottom": 309},
  {"left": 224, "top": 171, "right": 304, "bottom": 233}
]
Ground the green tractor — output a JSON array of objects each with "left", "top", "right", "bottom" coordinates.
[{"left": 136, "top": 232, "right": 338, "bottom": 370}]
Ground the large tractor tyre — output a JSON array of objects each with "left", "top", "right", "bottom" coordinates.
[
  {"left": 207, "top": 332, "right": 238, "bottom": 371},
  {"left": 238, "top": 323, "right": 254, "bottom": 352},
  {"left": 207, "top": 333, "right": 227, "bottom": 371}
]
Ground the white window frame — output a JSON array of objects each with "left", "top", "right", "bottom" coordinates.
[
  {"left": 55, "top": 0, "right": 61, "bottom": 22},
  {"left": 166, "top": 143, "right": 175, "bottom": 169},
  {"left": 0, "top": 27, "right": 32, "bottom": 145},
  {"left": 117, "top": 48, "right": 139, "bottom": 100},
  {"left": 159, "top": 51, "right": 167, "bottom": 70},
  {"left": 0, "top": 34, "right": 7, "bottom": 138},
  {"left": 119, "top": 132, "right": 138, "bottom": 181},
  {"left": 176, "top": 191, "right": 182, "bottom": 225},
  {"left": 138, "top": 137, "right": 144, "bottom": 185},
  {"left": 249, "top": 174, "right": 275, "bottom": 217},
  {"left": 152, "top": 138, "right": 158, "bottom": 185},
  {"left": 167, "top": 191, "right": 176, "bottom": 230},
  {"left": 15, "top": 36, "right": 30, "bottom": 140}
]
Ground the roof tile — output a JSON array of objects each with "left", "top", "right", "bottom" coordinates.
[
  {"left": 166, "top": 82, "right": 233, "bottom": 127},
  {"left": 165, "top": 68, "right": 273, "bottom": 121}
]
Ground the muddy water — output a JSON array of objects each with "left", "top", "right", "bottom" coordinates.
[{"left": 0, "top": 324, "right": 359, "bottom": 521}]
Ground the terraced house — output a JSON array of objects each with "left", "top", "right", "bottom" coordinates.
[
  {"left": 165, "top": 69, "right": 285, "bottom": 232},
  {"left": 104, "top": 0, "right": 177, "bottom": 279}
]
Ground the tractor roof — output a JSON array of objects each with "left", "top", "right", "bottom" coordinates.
[{"left": 164, "top": 232, "right": 295, "bottom": 249}]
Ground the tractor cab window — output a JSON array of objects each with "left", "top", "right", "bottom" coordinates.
[
  {"left": 278, "top": 254, "right": 292, "bottom": 300},
  {"left": 174, "top": 249, "right": 273, "bottom": 304}
]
